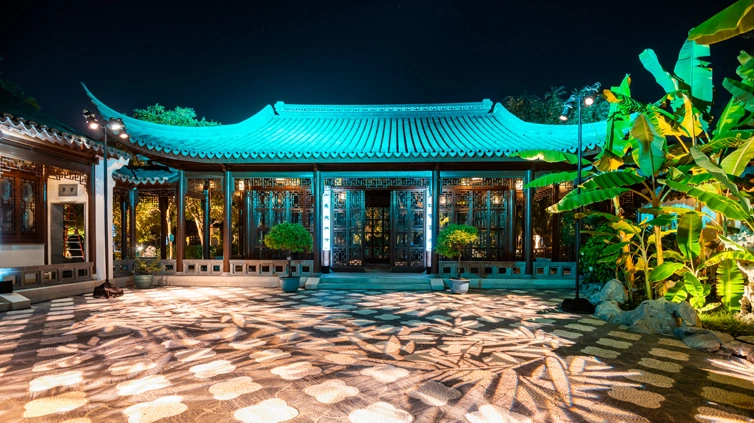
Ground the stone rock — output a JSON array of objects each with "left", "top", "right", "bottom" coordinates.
[
  {"left": 589, "top": 279, "right": 627, "bottom": 305},
  {"left": 623, "top": 298, "right": 677, "bottom": 335},
  {"left": 711, "top": 331, "right": 735, "bottom": 344},
  {"left": 580, "top": 283, "right": 602, "bottom": 299},
  {"left": 737, "top": 335, "right": 754, "bottom": 345},
  {"left": 594, "top": 301, "right": 623, "bottom": 322},
  {"left": 739, "top": 285, "right": 754, "bottom": 315},
  {"left": 721, "top": 340, "right": 754, "bottom": 360},
  {"left": 674, "top": 326, "right": 723, "bottom": 352},
  {"left": 663, "top": 300, "right": 701, "bottom": 327}
]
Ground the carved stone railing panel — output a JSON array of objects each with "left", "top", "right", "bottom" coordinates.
[
  {"left": 438, "top": 260, "right": 575, "bottom": 279},
  {"left": 1, "top": 262, "right": 94, "bottom": 289}
]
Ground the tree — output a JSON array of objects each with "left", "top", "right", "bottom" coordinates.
[
  {"left": 504, "top": 85, "right": 609, "bottom": 124},
  {"left": 0, "top": 58, "right": 41, "bottom": 110},
  {"left": 133, "top": 104, "right": 221, "bottom": 127},
  {"left": 131, "top": 103, "right": 223, "bottom": 252}
]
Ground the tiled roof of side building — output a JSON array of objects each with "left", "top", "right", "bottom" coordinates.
[
  {"left": 83, "top": 84, "right": 606, "bottom": 164},
  {"left": 0, "top": 87, "right": 127, "bottom": 159}
]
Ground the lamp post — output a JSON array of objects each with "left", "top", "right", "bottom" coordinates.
[
  {"left": 83, "top": 110, "right": 128, "bottom": 286},
  {"left": 558, "top": 83, "right": 600, "bottom": 314}
]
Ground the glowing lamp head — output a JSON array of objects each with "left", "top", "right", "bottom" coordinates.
[
  {"left": 88, "top": 122, "right": 100, "bottom": 129},
  {"left": 584, "top": 96, "right": 594, "bottom": 106},
  {"left": 559, "top": 114, "right": 568, "bottom": 122},
  {"left": 119, "top": 132, "right": 129, "bottom": 139},
  {"left": 109, "top": 122, "right": 123, "bottom": 131}
]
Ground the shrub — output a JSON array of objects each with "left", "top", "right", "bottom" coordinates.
[
  {"left": 700, "top": 309, "right": 754, "bottom": 338},
  {"left": 435, "top": 224, "right": 478, "bottom": 279},
  {"left": 264, "top": 222, "right": 313, "bottom": 277},
  {"left": 133, "top": 257, "right": 161, "bottom": 275}
]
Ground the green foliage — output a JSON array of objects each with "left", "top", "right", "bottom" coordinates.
[
  {"left": 717, "top": 259, "right": 745, "bottom": 311},
  {"left": 580, "top": 222, "right": 619, "bottom": 284},
  {"left": 133, "top": 104, "right": 220, "bottom": 127},
  {"left": 504, "top": 85, "right": 609, "bottom": 124},
  {"left": 700, "top": 309, "right": 754, "bottom": 338},
  {"left": 264, "top": 222, "right": 313, "bottom": 256},
  {"left": 687, "top": 0, "right": 754, "bottom": 45},
  {"left": 133, "top": 257, "right": 161, "bottom": 275},
  {"left": 435, "top": 224, "right": 478, "bottom": 279}
]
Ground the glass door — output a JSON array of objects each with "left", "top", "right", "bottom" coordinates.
[
  {"left": 391, "top": 189, "right": 426, "bottom": 270},
  {"left": 331, "top": 189, "right": 364, "bottom": 270}
]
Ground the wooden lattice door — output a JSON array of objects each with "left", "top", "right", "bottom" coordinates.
[
  {"left": 331, "top": 189, "right": 365, "bottom": 269},
  {"left": 391, "top": 189, "right": 426, "bottom": 269}
]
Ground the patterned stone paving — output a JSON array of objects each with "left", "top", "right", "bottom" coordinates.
[{"left": 1, "top": 287, "right": 753, "bottom": 422}]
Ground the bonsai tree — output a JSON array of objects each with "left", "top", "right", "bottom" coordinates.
[
  {"left": 133, "top": 257, "right": 161, "bottom": 275},
  {"left": 264, "top": 222, "right": 313, "bottom": 277},
  {"left": 435, "top": 224, "right": 478, "bottom": 279}
]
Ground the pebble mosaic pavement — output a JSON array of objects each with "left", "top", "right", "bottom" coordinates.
[{"left": 1, "top": 286, "right": 753, "bottom": 423}]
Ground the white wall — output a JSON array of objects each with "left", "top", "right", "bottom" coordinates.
[
  {"left": 47, "top": 177, "right": 89, "bottom": 263},
  {"left": 0, "top": 244, "right": 44, "bottom": 267},
  {"left": 93, "top": 157, "right": 127, "bottom": 280}
]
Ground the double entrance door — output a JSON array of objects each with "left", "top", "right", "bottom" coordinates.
[{"left": 331, "top": 189, "right": 426, "bottom": 272}]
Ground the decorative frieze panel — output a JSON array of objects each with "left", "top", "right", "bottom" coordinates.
[
  {"left": 238, "top": 178, "right": 311, "bottom": 190},
  {"left": 0, "top": 156, "right": 43, "bottom": 176},
  {"left": 441, "top": 177, "right": 514, "bottom": 188},
  {"left": 324, "top": 177, "right": 429, "bottom": 188},
  {"left": 187, "top": 178, "right": 220, "bottom": 193},
  {"left": 47, "top": 166, "right": 88, "bottom": 185}
]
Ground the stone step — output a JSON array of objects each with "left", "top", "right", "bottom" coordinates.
[{"left": 317, "top": 283, "right": 432, "bottom": 291}]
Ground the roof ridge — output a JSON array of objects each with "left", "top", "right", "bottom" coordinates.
[{"left": 274, "top": 100, "right": 493, "bottom": 115}]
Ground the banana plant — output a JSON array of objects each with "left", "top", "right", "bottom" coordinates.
[{"left": 660, "top": 213, "right": 716, "bottom": 310}]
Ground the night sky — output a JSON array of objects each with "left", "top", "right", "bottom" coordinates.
[{"left": 0, "top": 0, "right": 749, "bottom": 134}]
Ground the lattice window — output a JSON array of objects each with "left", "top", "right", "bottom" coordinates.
[
  {"left": 0, "top": 156, "right": 43, "bottom": 176},
  {"left": 250, "top": 189, "right": 314, "bottom": 260},
  {"left": 1, "top": 169, "right": 42, "bottom": 242},
  {"left": 324, "top": 177, "right": 429, "bottom": 188}
]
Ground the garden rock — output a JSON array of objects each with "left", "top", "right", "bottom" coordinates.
[
  {"left": 721, "top": 341, "right": 754, "bottom": 363},
  {"left": 674, "top": 326, "right": 723, "bottom": 352},
  {"left": 579, "top": 283, "right": 602, "bottom": 299},
  {"left": 588, "top": 279, "right": 626, "bottom": 305},
  {"left": 621, "top": 298, "right": 678, "bottom": 335},
  {"left": 663, "top": 300, "right": 701, "bottom": 327},
  {"left": 594, "top": 301, "right": 622, "bottom": 322},
  {"left": 737, "top": 336, "right": 754, "bottom": 344}
]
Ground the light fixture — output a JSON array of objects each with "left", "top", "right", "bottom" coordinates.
[
  {"left": 108, "top": 119, "right": 124, "bottom": 131},
  {"left": 119, "top": 132, "right": 129, "bottom": 139},
  {"left": 238, "top": 180, "right": 245, "bottom": 191},
  {"left": 582, "top": 82, "right": 601, "bottom": 107},
  {"left": 559, "top": 96, "right": 576, "bottom": 122},
  {"left": 584, "top": 97, "right": 594, "bottom": 106},
  {"left": 83, "top": 109, "right": 99, "bottom": 129}
]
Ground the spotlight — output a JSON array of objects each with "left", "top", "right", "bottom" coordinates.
[
  {"left": 559, "top": 103, "right": 573, "bottom": 121},
  {"left": 109, "top": 120, "right": 123, "bottom": 131},
  {"left": 83, "top": 109, "right": 99, "bottom": 129},
  {"left": 584, "top": 97, "right": 594, "bottom": 106},
  {"left": 119, "top": 132, "right": 129, "bottom": 139},
  {"left": 583, "top": 82, "right": 601, "bottom": 107}
]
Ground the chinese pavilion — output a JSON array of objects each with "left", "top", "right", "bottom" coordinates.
[{"left": 0, "top": 84, "right": 606, "bottom": 300}]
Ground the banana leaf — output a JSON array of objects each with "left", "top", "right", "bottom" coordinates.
[
  {"left": 664, "top": 180, "right": 750, "bottom": 220},
  {"left": 677, "top": 212, "right": 702, "bottom": 259},
  {"left": 706, "top": 249, "right": 754, "bottom": 266},
  {"left": 547, "top": 188, "right": 629, "bottom": 213},
  {"left": 674, "top": 40, "right": 713, "bottom": 109},
  {"left": 737, "top": 50, "right": 754, "bottom": 80},
  {"left": 639, "top": 49, "right": 677, "bottom": 94},
  {"left": 524, "top": 171, "right": 589, "bottom": 189},
  {"left": 684, "top": 272, "right": 707, "bottom": 308},
  {"left": 718, "top": 234, "right": 745, "bottom": 251},
  {"left": 663, "top": 250, "right": 686, "bottom": 261},
  {"left": 688, "top": 0, "right": 754, "bottom": 45},
  {"left": 699, "top": 130, "right": 752, "bottom": 152},
  {"left": 611, "top": 220, "right": 641, "bottom": 235},
  {"left": 723, "top": 78, "right": 754, "bottom": 109},
  {"left": 582, "top": 170, "right": 645, "bottom": 190},
  {"left": 717, "top": 259, "right": 745, "bottom": 311},
  {"left": 665, "top": 282, "right": 687, "bottom": 302},
  {"left": 594, "top": 149, "right": 624, "bottom": 172},
  {"left": 646, "top": 214, "right": 676, "bottom": 227},
  {"left": 689, "top": 147, "right": 741, "bottom": 197},
  {"left": 631, "top": 114, "right": 666, "bottom": 177},
  {"left": 721, "top": 137, "right": 754, "bottom": 176},
  {"left": 514, "top": 150, "right": 588, "bottom": 165},
  {"left": 649, "top": 262, "right": 685, "bottom": 282},
  {"left": 714, "top": 97, "right": 748, "bottom": 136},
  {"left": 575, "top": 211, "right": 620, "bottom": 221},
  {"left": 602, "top": 242, "right": 630, "bottom": 256}
]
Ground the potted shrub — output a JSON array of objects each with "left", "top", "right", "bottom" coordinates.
[
  {"left": 133, "top": 257, "right": 162, "bottom": 289},
  {"left": 435, "top": 223, "right": 478, "bottom": 294},
  {"left": 264, "top": 222, "right": 313, "bottom": 292}
]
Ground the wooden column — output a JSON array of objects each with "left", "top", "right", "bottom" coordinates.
[
  {"left": 202, "top": 184, "right": 211, "bottom": 259},
  {"left": 507, "top": 187, "right": 517, "bottom": 260},
  {"left": 313, "top": 168, "right": 322, "bottom": 273},
  {"left": 88, "top": 164, "right": 97, "bottom": 270},
  {"left": 176, "top": 171, "right": 186, "bottom": 272},
  {"left": 128, "top": 187, "right": 137, "bottom": 258},
  {"left": 159, "top": 196, "right": 169, "bottom": 259},
  {"left": 524, "top": 170, "right": 534, "bottom": 276},
  {"left": 551, "top": 183, "right": 561, "bottom": 261},
  {"left": 431, "top": 167, "right": 441, "bottom": 275},
  {"left": 120, "top": 196, "right": 128, "bottom": 259},
  {"left": 223, "top": 170, "right": 233, "bottom": 273},
  {"left": 42, "top": 166, "right": 49, "bottom": 265},
  {"left": 243, "top": 190, "right": 252, "bottom": 259}
]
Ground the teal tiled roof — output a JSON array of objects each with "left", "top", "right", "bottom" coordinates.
[{"left": 84, "top": 85, "right": 606, "bottom": 164}]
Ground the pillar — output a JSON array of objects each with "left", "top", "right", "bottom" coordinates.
[
  {"left": 551, "top": 183, "right": 561, "bottom": 261},
  {"left": 176, "top": 171, "right": 186, "bottom": 272},
  {"left": 128, "top": 187, "right": 137, "bottom": 259},
  {"left": 202, "top": 183, "right": 211, "bottom": 259},
  {"left": 120, "top": 196, "right": 128, "bottom": 258},
  {"left": 313, "top": 168, "right": 322, "bottom": 273},
  {"left": 507, "top": 186, "right": 517, "bottom": 260},
  {"left": 431, "top": 167, "right": 441, "bottom": 275},
  {"left": 159, "top": 196, "right": 169, "bottom": 259},
  {"left": 243, "top": 189, "right": 252, "bottom": 259},
  {"left": 223, "top": 170, "right": 233, "bottom": 273},
  {"left": 524, "top": 169, "right": 534, "bottom": 277},
  {"left": 87, "top": 164, "right": 97, "bottom": 270}
]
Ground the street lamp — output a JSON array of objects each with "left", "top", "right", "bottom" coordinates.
[
  {"left": 83, "top": 110, "right": 128, "bottom": 287},
  {"left": 558, "top": 83, "right": 600, "bottom": 314}
]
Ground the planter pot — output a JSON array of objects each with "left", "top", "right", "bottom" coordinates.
[
  {"left": 133, "top": 275, "right": 154, "bottom": 289},
  {"left": 449, "top": 278, "right": 470, "bottom": 294},
  {"left": 281, "top": 277, "right": 300, "bottom": 292}
]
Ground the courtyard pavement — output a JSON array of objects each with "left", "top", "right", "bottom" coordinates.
[{"left": 1, "top": 287, "right": 753, "bottom": 423}]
